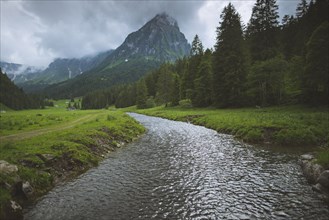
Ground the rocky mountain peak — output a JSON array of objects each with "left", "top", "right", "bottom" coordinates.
[
  {"left": 108, "top": 13, "right": 190, "bottom": 63},
  {"left": 152, "top": 12, "right": 178, "bottom": 28}
]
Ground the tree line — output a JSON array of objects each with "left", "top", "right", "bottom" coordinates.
[
  {"left": 82, "top": 0, "right": 328, "bottom": 109},
  {"left": 0, "top": 68, "right": 53, "bottom": 110}
]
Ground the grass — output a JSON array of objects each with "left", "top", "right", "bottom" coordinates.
[
  {"left": 126, "top": 104, "right": 329, "bottom": 165},
  {"left": 0, "top": 103, "right": 12, "bottom": 112},
  {"left": 0, "top": 100, "right": 145, "bottom": 217}
]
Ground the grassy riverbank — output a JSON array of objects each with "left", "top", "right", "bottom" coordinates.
[
  {"left": 0, "top": 102, "right": 144, "bottom": 219},
  {"left": 129, "top": 105, "right": 329, "bottom": 166}
]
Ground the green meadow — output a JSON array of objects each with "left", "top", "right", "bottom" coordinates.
[
  {"left": 130, "top": 105, "right": 329, "bottom": 166},
  {"left": 0, "top": 101, "right": 144, "bottom": 216}
]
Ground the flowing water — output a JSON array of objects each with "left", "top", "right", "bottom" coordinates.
[{"left": 24, "top": 113, "right": 328, "bottom": 219}]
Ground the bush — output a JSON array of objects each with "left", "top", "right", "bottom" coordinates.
[{"left": 179, "top": 99, "right": 192, "bottom": 108}]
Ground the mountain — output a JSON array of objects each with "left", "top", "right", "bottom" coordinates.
[
  {"left": 0, "top": 61, "right": 44, "bottom": 83},
  {"left": 14, "top": 50, "right": 114, "bottom": 93},
  {"left": 0, "top": 69, "right": 39, "bottom": 110},
  {"left": 103, "top": 12, "right": 190, "bottom": 66},
  {"left": 45, "top": 13, "right": 191, "bottom": 98}
]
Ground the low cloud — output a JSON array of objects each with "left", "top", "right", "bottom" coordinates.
[{"left": 0, "top": 0, "right": 298, "bottom": 67}]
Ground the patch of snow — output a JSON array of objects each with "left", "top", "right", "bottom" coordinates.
[{"left": 68, "top": 67, "right": 72, "bottom": 79}]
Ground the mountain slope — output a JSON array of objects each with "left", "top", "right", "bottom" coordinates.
[
  {"left": 0, "top": 69, "right": 39, "bottom": 110},
  {"left": 16, "top": 50, "right": 114, "bottom": 91},
  {"left": 45, "top": 13, "right": 191, "bottom": 98},
  {"left": 0, "top": 61, "right": 44, "bottom": 83},
  {"left": 103, "top": 12, "right": 190, "bottom": 66}
]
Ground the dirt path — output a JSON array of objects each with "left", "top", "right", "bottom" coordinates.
[{"left": 0, "top": 114, "right": 97, "bottom": 142}]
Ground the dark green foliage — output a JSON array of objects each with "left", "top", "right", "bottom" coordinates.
[
  {"left": 136, "top": 80, "right": 148, "bottom": 109},
  {"left": 144, "top": 72, "right": 157, "bottom": 97},
  {"left": 81, "top": 90, "right": 108, "bottom": 109},
  {"left": 170, "top": 74, "right": 180, "bottom": 106},
  {"left": 192, "top": 49, "right": 213, "bottom": 107},
  {"left": 302, "top": 21, "right": 329, "bottom": 105},
  {"left": 247, "top": 56, "right": 288, "bottom": 106},
  {"left": 115, "top": 85, "right": 137, "bottom": 108},
  {"left": 213, "top": 3, "right": 249, "bottom": 107},
  {"left": 281, "top": 0, "right": 328, "bottom": 58},
  {"left": 46, "top": 58, "right": 161, "bottom": 99},
  {"left": 155, "top": 64, "right": 176, "bottom": 105},
  {"left": 247, "top": 0, "right": 280, "bottom": 61},
  {"left": 284, "top": 56, "right": 304, "bottom": 103},
  {"left": 0, "top": 69, "right": 39, "bottom": 110}
]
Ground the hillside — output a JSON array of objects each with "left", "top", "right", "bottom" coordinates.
[
  {"left": 0, "top": 69, "right": 39, "bottom": 110},
  {"left": 15, "top": 50, "right": 114, "bottom": 93}
]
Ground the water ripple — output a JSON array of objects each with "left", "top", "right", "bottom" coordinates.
[{"left": 24, "top": 113, "right": 329, "bottom": 220}]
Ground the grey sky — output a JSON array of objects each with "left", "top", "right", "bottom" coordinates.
[{"left": 0, "top": 0, "right": 300, "bottom": 67}]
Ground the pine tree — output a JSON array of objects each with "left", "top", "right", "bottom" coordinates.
[
  {"left": 302, "top": 21, "right": 329, "bottom": 105},
  {"left": 246, "top": 0, "right": 280, "bottom": 61},
  {"left": 182, "top": 36, "right": 204, "bottom": 100},
  {"left": 170, "top": 73, "right": 180, "bottom": 106},
  {"left": 136, "top": 79, "right": 148, "bottom": 109},
  {"left": 213, "top": 3, "right": 249, "bottom": 107},
  {"left": 155, "top": 64, "right": 175, "bottom": 105},
  {"left": 192, "top": 49, "right": 213, "bottom": 107},
  {"left": 191, "top": 35, "right": 204, "bottom": 56},
  {"left": 296, "top": 0, "right": 309, "bottom": 18}
]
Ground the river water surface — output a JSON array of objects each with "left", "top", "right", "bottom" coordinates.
[{"left": 24, "top": 113, "right": 328, "bottom": 219}]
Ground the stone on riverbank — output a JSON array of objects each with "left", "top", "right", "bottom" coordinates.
[
  {"left": 317, "top": 170, "right": 329, "bottom": 191},
  {"left": 300, "top": 154, "right": 329, "bottom": 203},
  {"left": 300, "top": 154, "right": 323, "bottom": 183},
  {"left": 0, "top": 160, "right": 18, "bottom": 174}
]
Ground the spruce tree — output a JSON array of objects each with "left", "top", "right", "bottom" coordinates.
[
  {"left": 136, "top": 79, "right": 148, "bottom": 109},
  {"left": 170, "top": 73, "right": 181, "bottom": 106},
  {"left": 192, "top": 49, "right": 213, "bottom": 107},
  {"left": 191, "top": 35, "right": 204, "bottom": 56},
  {"left": 155, "top": 64, "right": 175, "bottom": 105},
  {"left": 302, "top": 21, "right": 329, "bottom": 105},
  {"left": 183, "top": 35, "right": 204, "bottom": 100},
  {"left": 247, "top": 0, "right": 280, "bottom": 61},
  {"left": 213, "top": 3, "right": 249, "bottom": 107},
  {"left": 296, "top": 0, "right": 309, "bottom": 19}
]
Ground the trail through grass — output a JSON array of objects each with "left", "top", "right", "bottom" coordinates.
[
  {"left": 0, "top": 101, "right": 145, "bottom": 218},
  {"left": 0, "top": 114, "right": 97, "bottom": 141}
]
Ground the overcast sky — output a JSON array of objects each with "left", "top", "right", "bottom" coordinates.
[{"left": 1, "top": 0, "right": 300, "bottom": 67}]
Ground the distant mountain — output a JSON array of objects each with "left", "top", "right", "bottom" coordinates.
[
  {"left": 0, "top": 69, "right": 39, "bottom": 110},
  {"left": 13, "top": 50, "right": 114, "bottom": 91},
  {"left": 45, "top": 13, "right": 191, "bottom": 98},
  {"left": 0, "top": 61, "right": 44, "bottom": 83}
]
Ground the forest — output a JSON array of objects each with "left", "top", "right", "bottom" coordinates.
[{"left": 81, "top": 0, "right": 328, "bottom": 110}]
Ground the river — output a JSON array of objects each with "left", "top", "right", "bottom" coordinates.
[{"left": 24, "top": 113, "right": 329, "bottom": 219}]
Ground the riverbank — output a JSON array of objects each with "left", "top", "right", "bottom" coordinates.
[
  {"left": 0, "top": 107, "right": 144, "bottom": 219},
  {"left": 128, "top": 105, "right": 329, "bottom": 167}
]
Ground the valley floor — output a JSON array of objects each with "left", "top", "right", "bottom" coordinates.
[{"left": 0, "top": 102, "right": 144, "bottom": 219}]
